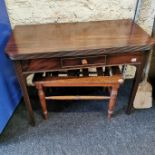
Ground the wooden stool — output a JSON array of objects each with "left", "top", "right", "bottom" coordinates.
[{"left": 34, "top": 66, "right": 124, "bottom": 119}]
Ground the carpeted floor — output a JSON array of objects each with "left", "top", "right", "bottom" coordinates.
[{"left": 0, "top": 80, "right": 155, "bottom": 155}]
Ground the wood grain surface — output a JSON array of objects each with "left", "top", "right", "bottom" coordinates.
[{"left": 6, "top": 19, "right": 154, "bottom": 60}]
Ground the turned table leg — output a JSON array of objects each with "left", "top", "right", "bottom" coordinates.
[
  {"left": 108, "top": 85, "right": 119, "bottom": 119},
  {"left": 36, "top": 84, "right": 48, "bottom": 119}
]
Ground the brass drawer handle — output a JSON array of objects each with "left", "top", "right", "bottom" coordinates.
[{"left": 81, "top": 59, "right": 88, "bottom": 65}]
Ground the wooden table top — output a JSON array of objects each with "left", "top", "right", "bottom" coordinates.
[{"left": 6, "top": 19, "right": 154, "bottom": 60}]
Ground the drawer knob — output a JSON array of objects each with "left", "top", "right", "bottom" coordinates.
[
  {"left": 81, "top": 59, "right": 88, "bottom": 65},
  {"left": 131, "top": 58, "right": 137, "bottom": 62}
]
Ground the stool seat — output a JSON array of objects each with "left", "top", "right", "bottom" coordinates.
[
  {"left": 34, "top": 66, "right": 124, "bottom": 120},
  {"left": 35, "top": 75, "right": 123, "bottom": 87}
]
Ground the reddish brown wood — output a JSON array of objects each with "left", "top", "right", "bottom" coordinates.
[
  {"left": 36, "top": 84, "right": 48, "bottom": 119},
  {"left": 34, "top": 67, "right": 123, "bottom": 119},
  {"left": 97, "top": 67, "right": 104, "bottom": 76},
  {"left": 82, "top": 68, "right": 89, "bottom": 77},
  {"left": 126, "top": 51, "right": 149, "bottom": 114},
  {"left": 14, "top": 61, "right": 35, "bottom": 125},
  {"left": 45, "top": 96, "right": 111, "bottom": 100},
  {"left": 108, "top": 85, "right": 119, "bottom": 119},
  {"left": 5, "top": 20, "right": 155, "bottom": 125},
  {"left": 61, "top": 55, "right": 106, "bottom": 68},
  {"left": 21, "top": 52, "right": 144, "bottom": 74},
  {"left": 35, "top": 75, "right": 123, "bottom": 87},
  {"left": 6, "top": 19, "right": 154, "bottom": 60}
]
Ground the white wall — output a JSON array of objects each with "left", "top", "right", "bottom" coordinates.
[
  {"left": 5, "top": 0, "right": 136, "bottom": 26},
  {"left": 137, "top": 0, "right": 155, "bottom": 34},
  {"left": 6, "top": 0, "right": 155, "bottom": 34}
]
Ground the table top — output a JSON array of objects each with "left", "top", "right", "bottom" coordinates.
[{"left": 6, "top": 19, "right": 154, "bottom": 60}]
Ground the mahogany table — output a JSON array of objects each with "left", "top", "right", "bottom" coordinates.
[{"left": 5, "top": 19, "right": 154, "bottom": 125}]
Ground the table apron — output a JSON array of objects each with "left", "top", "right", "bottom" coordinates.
[{"left": 21, "top": 52, "right": 145, "bottom": 74}]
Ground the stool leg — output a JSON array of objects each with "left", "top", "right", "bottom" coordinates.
[
  {"left": 108, "top": 86, "right": 119, "bottom": 119},
  {"left": 37, "top": 85, "right": 48, "bottom": 119}
]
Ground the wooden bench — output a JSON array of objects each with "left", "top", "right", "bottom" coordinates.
[{"left": 34, "top": 66, "right": 124, "bottom": 119}]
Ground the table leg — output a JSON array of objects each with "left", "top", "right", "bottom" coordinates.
[
  {"left": 14, "top": 61, "right": 35, "bottom": 125},
  {"left": 36, "top": 84, "right": 48, "bottom": 120},
  {"left": 126, "top": 65, "right": 142, "bottom": 114},
  {"left": 126, "top": 52, "right": 149, "bottom": 114},
  {"left": 108, "top": 85, "right": 119, "bottom": 119}
]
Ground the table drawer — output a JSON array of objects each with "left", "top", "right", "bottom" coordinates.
[
  {"left": 21, "top": 52, "right": 143, "bottom": 73},
  {"left": 61, "top": 55, "right": 106, "bottom": 68},
  {"left": 22, "top": 58, "right": 61, "bottom": 72}
]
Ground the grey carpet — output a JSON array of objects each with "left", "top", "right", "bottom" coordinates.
[{"left": 0, "top": 80, "right": 155, "bottom": 155}]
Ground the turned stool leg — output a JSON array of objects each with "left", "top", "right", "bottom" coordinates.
[
  {"left": 108, "top": 86, "right": 119, "bottom": 119},
  {"left": 36, "top": 84, "right": 48, "bottom": 119}
]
